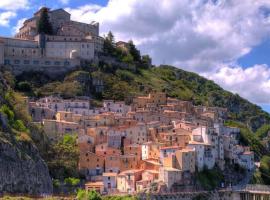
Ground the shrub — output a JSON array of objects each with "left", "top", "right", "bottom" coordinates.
[
  {"left": 0, "top": 104, "right": 15, "bottom": 123},
  {"left": 77, "top": 189, "right": 102, "bottom": 200},
  {"left": 17, "top": 81, "right": 32, "bottom": 92},
  {"left": 64, "top": 177, "right": 80, "bottom": 186},
  {"left": 12, "top": 120, "right": 27, "bottom": 132}
]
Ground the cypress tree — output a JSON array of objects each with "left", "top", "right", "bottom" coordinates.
[
  {"left": 128, "top": 40, "right": 141, "bottom": 62},
  {"left": 104, "top": 31, "right": 116, "bottom": 55},
  {"left": 37, "top": 7, "right": 53, "bottom": 35}
]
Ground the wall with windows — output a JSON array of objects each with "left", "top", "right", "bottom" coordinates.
[
  {"left": 46, "top": 40, "right": 95, "bottom": 60},
  {"left": 4, "top": 56, "right": 79, "bottom": 68}
]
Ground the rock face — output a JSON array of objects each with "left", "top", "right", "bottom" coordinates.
[{"left": 0, "top": 133, "right": 53, "bottom": 195}]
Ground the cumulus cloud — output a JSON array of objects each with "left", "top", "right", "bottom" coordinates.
[
  {"left": 65, "top": 0, "right": 270, "bottom": 105},
  {"left": 12, "top": 17, "right": 27, "bottom": 34},
  {"left": 0, "top": 0, "right": 29, "bottom": 11},
  {"left": 207, "top": 64, "right": 270, "bottom": 104},
  {"left": 0, "top": 11, "right": 16, "bottom": 27}
]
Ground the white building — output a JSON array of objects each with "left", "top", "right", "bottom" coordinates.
[{"left": 102, "top": 100, "right": 131, "bottom": 116}]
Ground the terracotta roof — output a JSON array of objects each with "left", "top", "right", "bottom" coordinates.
[
  {"left": 188, "top": 141, "right": 211, "bottom": 146},
  {"left": 162, "top": 167, "right": 181, "bottom": 172},
  {"left": 118, "top": 169, "right": 143, "bottom": 175},
  {"left": 160, "top": 146, "right": 181, "bottom": 150},
  {"left": 85, "top": 181, "right": 104, "bottom": 187},
  {"left": 103, "top": 172, "right": 117, "bottom": 177}
]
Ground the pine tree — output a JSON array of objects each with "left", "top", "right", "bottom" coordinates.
[
  {"left": 37, "top": 7, "right": 53, "bottom": 35},
  {"left": 107, "top": 31, "right": 115, "bottom": 46},
  {"left": 128, "top": 40, "right": 141, "bottom": 62},
  {"left": 104, "top": 31, "right": 116, "bottom": 55}
]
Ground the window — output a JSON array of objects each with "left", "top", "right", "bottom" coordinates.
[
  {"left": 64, "top": 61, "right": 70, "bottom": 66},
  {"left": 33, "top": 60, "right": 39, "bottom": 65},
  {"left": 54, "top": 61, "right": 61, "bottom": 65},
  {"left": 14, "top": 60, "right": 20, "bottom": 64},
  {"left": 24, "top": 60, "right": 30, "bottom": 64},
  {"left": 45, "top": 61, "right": 51, "bottom": 65}
]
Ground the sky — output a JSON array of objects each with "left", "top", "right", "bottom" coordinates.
[{"left": 0, "top": 0, "right": 270, "bottom": 112}]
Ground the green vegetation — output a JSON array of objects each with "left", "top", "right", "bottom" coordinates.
[
  {"left": 77, "top": 190, "right": 102, "bottom": 200},
  {"left": 258, "top": 155, "right": 270, "bottom": 185},
  {"left": 224, "top": 121, "right": 270, "bottom": 185},
  {"left": 64, "top": 177, "right": 80, "bottom": 187},
  {"left": 196, "top": 167, "right": 224, "bottom": 190},
  {"left": 37, "top": 7, "right": 53, "bottom": 35},
  {"left": 255, "top": 124, "right": 270, "bottom": 139},
  {"left": 76, "top": 190, "right": 137, "bottom": 200},
  {"left": 224, "top": 121, "right": 268, "bottom": 160},
  {"left": 14, "top": 64, "right": 270, "bottom": 131},
  {"left": 45, "top": 135, "right": 79, "bottom": 180}
]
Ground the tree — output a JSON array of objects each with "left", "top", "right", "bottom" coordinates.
[
  {"left": 77, "top": 189, "right": 102, "bottom": 200},
  {"left": 107, "top": 31, "right": 115, "bottom": 45},
  {"left": 37, "top": 7, "right": 53, "bottom": 35},
  {"left": 128, "top": 40, "right": 141, "bottom": 62},
  {"left": 104, "top": 31, "right": 116, "bottom": 55},
  {"left": 46, "top": 135, "right": 79, "bottom": 179}
]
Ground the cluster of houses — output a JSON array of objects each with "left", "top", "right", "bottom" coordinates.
[{"left": 28, "top": 92, "right": 255, "bottom": 194}]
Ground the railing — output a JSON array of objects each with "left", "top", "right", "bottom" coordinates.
[{"left": 239, "top": 184, "right": 270, "bottom": 193}]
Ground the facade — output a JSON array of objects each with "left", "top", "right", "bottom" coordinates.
[
  {"left": 0, "top": 7, "right": 104, "bottom": 70},
  {"left": 29, "top": 92, "right": 255, "bottom": 194},
  {"left": 103, "top": 172, "right": 117, "bottom": 193},
  {"left": 159, "top": 167, "right": 182, "bottom": 190},
  {"left": 117, "top": 170, "right": 143, "bottom": 193}
]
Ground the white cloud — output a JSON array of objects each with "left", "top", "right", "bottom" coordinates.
[
  {"left": 0, "top": 0, "right": 29, "bottom": 11},
  {"left": 59, "top": 0, "right": 69, "bottom": 5},
  {"left": 206, "top": 64, "right": 270, "bottom": 104},
  {"left": 0, "top": 11, "right": 16, "bottom": 27},
  {"left": 12, "top": 17, "right": 27, "bottom": 34},
  {"left": 66, "top": 0, "right": 270, "bottom": 105}
]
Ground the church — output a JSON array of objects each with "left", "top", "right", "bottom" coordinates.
[{"left": 0, "top": 7, "right": 104, "bottom": 70}]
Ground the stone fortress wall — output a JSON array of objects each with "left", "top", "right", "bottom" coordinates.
[{"left": 0, "top": 7, "right": 104, "bottom": 75}]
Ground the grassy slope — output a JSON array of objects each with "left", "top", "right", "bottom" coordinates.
[
  {"left": 17, "top": 65, "right": 270, "bottom": 131},
  {"left": 100, "top": 65, "right": 270, "bottom": 131},
  {"left": 10, "top": 64, "right": 270, "bottom": 185}
]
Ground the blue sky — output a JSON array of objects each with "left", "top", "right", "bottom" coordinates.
[{"left": 0, "top": 0, "right": 270, "bottom": 113}]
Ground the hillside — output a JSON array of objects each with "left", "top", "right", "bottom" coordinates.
[
  {"left": 0, "top": 72, "right": 53, "bottom": 194},
  {"left": 2, "top": 61, "right": 270, "bottom": 193},
  {"left": 16, "top": 64, "right": 270, "bottom": 132}
]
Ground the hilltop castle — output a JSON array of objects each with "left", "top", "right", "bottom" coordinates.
[{"left": 0, "top": 7, "right": 104, "bottom": 71}]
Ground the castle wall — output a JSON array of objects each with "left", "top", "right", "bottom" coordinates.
[
  {"left": 2, "top": 56, "right": 80, "bottom": 78},
  {"left": 46, "top": 41, "right": 95, "bottom": 60},
  {"left": 49, "top": 9, "right": 71, "bottom": 34}
]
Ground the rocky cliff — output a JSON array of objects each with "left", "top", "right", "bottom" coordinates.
[
  {"left": 0, "top": 132, "right": 53, "bottom": 195},
  {"left": 0, "top": 72, "right": 53, "bottom": 195}
]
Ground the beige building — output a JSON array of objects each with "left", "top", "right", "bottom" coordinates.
[
  {"left": 117, "top": 170, "right": 143, "bottom": 193},
  {"left": 159, "top": 167, "right": 182, "bottom": 190},
  {"left": 0, "top": 7, "right": 104, "bottom": 69}
]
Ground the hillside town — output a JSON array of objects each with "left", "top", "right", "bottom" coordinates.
[
  {"left": 0, "top": 5, "right": 268, "bottom": 200},
  {"left": 28, "top": 92, "right": 255, "bottom": 194}
]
